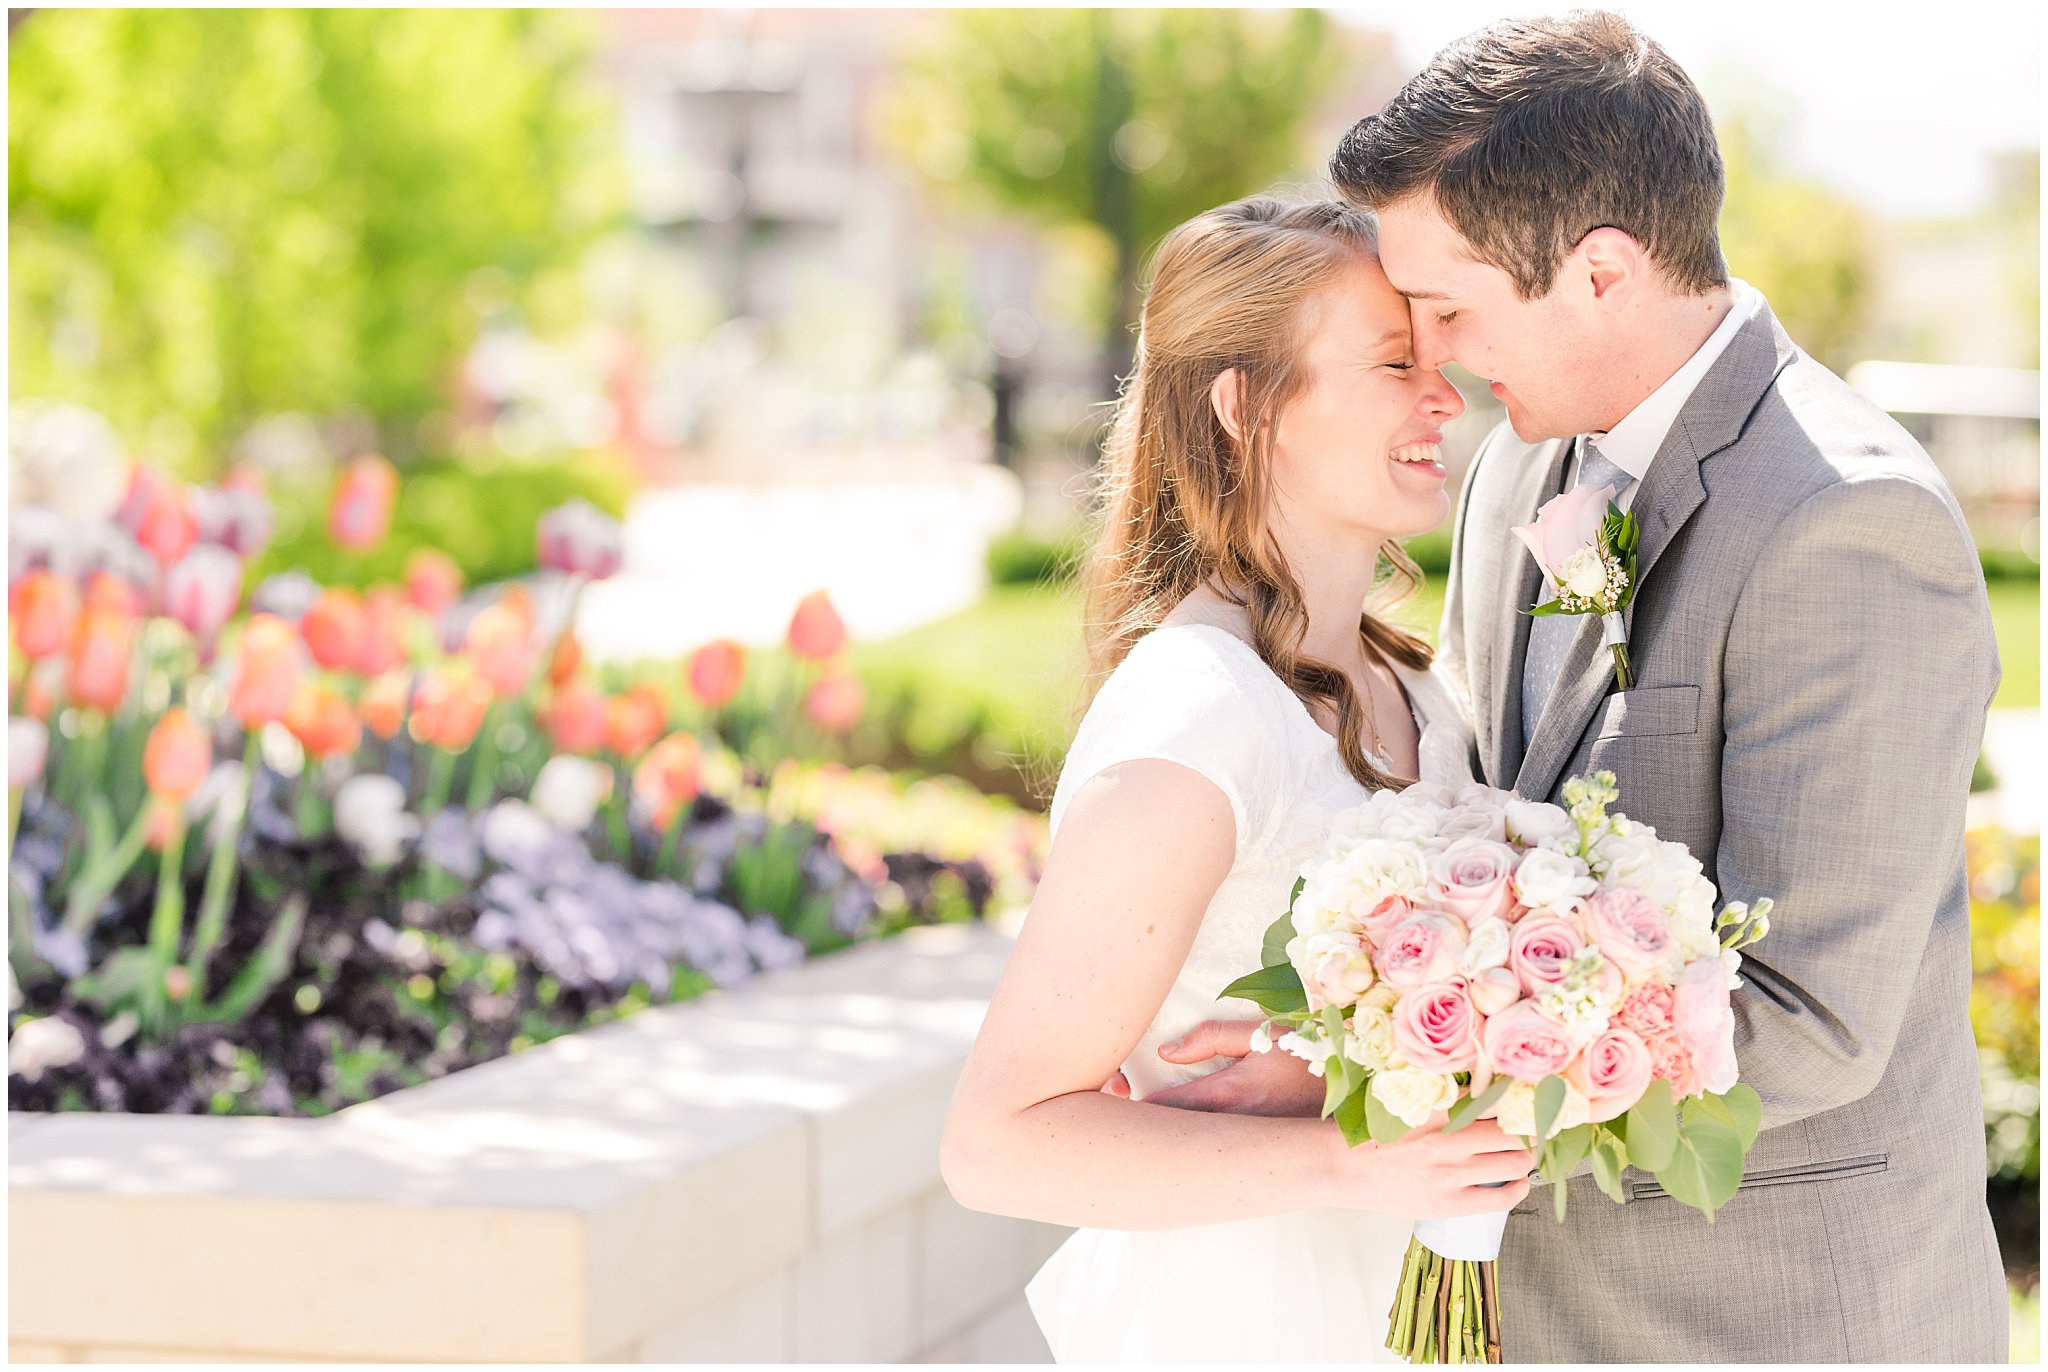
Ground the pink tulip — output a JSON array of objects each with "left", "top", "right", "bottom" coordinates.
[
  {"left": 328, "top": 455, "right": 398, "bottom": 551},
  {"left": 301, "top": 589, "right": 368, "bottom": 673},
  {"left": 404, "top": 548, "right": 463, "bottom": 617},
  {"left": 685, "top": 639, "right": 747, "bottom": 710},
  {"left": 1511, "top": 480, "right": 1614, "bottom": 580},
  {"left": 66, "top": 606, "right": 136, "bottom": 714},
  {"left": 9, "top": 571, "right": 77, "bottom": 661},
  {"left": 787, "top": 590, "right": 848, "bottom": 661},
  {"left": 162, "top": 545, "right": 244, "bottom": 648},
  {"left": 143, "top": 707, "right": 212, "bottom": 803},
  {"left": 536, "top": 500, "right": 624, "bottom": 580},
  {"left": 804, "top": 672, "right": 865, "bottom": 734},
  {"left": 193, "top": 484, "right": 274, "bottom": 559},
  {"left": 116, "top": 466, "right": 199, "bottom": 565}
]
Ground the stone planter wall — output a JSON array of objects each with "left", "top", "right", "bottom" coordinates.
[{"left": 8, "top": 922, "right": 1065, "bottom": 1363}]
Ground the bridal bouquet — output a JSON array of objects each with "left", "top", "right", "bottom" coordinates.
[{"left": 1221, "top": 771, "right": 1771, "bottom": 1364}]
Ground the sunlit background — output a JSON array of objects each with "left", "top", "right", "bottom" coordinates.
[{"left": 7, "top": 6, "right": 2038, "bottom": 1362}]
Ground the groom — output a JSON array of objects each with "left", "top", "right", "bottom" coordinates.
[{"left": 1150, "top": 11, "right": 2008, "bottom": 1361}]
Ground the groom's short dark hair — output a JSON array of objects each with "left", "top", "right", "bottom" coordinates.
[{"left": 1330, "top": 10, "right": 1729, "bottom": 299}]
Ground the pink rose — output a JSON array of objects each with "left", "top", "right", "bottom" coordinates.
[
  {"left": 1563, "top": 1026, "right": 1654, "bottom": 1122},
  {"left": 1377, "top": 912, "right": 1468, "bottom": 991},
  {"left": 1584, "top": 889, "right": 1677, "bottom": 979},
  {"left": 1482, "top": 999, "right": 1579, "bottom": 1084},
  {"left": 1614, "top": 980, "right": 1676, "bottom": 1039},
  {"left": 1361, "top": 894, "right": 1416, "bottom": 950},
  {"left": 1428, "top": 838, "right": 1520, "bottom": 927},
  {"left": 1469, "top": 966, "right": 1522, "bottom": 1016},
  {"left": 1647, "top": 1032, "right": 1703, "bottom": 1097},
  {"left": 1508, "top": 912, "right": 1583, "bottom": 996},
  {"left": 1296, "top": 930, "right": 1377, "bottom": 1012},
  {"left": 1673, "top": 958, "right": 1738, "bottom": 1096},
  {"left": 1392, "top": 981, "right": 1483, "bottom": 1074},
  {"left": 1511, "top": 479, "right": 1616, "bottom": 580}
]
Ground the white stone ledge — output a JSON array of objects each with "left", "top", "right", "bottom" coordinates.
[{"left": 8, "top": 922, "right": 1063, "bottom": 1363}]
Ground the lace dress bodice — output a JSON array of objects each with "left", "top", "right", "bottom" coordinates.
[{"left": 1047, "top": 622, "right": 1476, "bottom": 1099}]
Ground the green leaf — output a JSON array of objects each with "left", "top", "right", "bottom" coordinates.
[
  {"left": 1362, "top": 1083, "right": 1412, "bottom": 1143},
  {"left": 1533, "top": 1074, "right": 1567, "bottom": 1142},
  {"left": 1334, "top": 1082, "right": 1372, "bottom": 1146},
  {"left": 1444, "top": 1075, "right": 1511, "bottom": 1134},
  {"left": 1692, "top": 1083, "right": 1763, "bottom": 1151},
  {"left": 1550, "top": 1122, "right": 1593, "bottom": 1178},
  {"left": 1588, "top": 1130, "right": 1628, "bottom": 1204},
  {"left": 1261, "top": 909, "right": 1296, "bottom": 969},
  {"left": 1321, "top": 1050, "right": 1357, "bottom": 1119},
  {"left": 198, "top": 894, "right": 308, "bottom": 1025},
  {"left": 1524, "top": 599, "right": 1570, "bottom": 618},
  {"left": 1218, "top": 961, "right": 1307, "bottom": 1014},
  {"left": 1623, "top": 1079, "right": 1678, "bottom": 1171},
  {"left": 1651, "top": 1112, "right": 1745, "bottom": 1221}
]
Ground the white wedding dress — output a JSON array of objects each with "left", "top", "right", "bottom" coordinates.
[{"left": 1023, "top": 621, "right": 1478, "bottom": 1364}]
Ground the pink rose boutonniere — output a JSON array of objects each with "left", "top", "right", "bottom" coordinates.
[{"left": 1511, "top": 479, "right": 1642, "bottom": 690}]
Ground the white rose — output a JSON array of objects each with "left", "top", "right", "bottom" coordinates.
[
  {"left": 1344, "top": 1005, "right": 1398, "bottom": 1071},
  {"left": 1438, "top": 802, "right": 1509, "bottom": 846},
  {"left": 1358, "top": 982, "right": 1401, "bottom": 1015},
  {"left": 1504, "top": 797, "right": 1578, "bottom": 853},
  {"left": 1460, "top": 916, "right": 1513, "bottom": 976},
  {"left": 1278, "top": 1030, "right": 1338, "bottom": 1078},
  {"left": 1371, "top": 1066, "right": 1461, "bottom": 1128},
  {"left": 1559, "top": 545, "right": 1609, "bottom": 600},
  {"left": 1301, "top": 839, "right": 1433, "bottom": 932},
  {"left": 8, "top": 1016, "right": 86, "bottom": 1084},
  {"left": 1289, "top": 930, "right": 1378, "bottom": 1011},
  {"left": 1489, "top": 1077, "right": 1591, "bottom": 1141},
  {"left": 1513, "top": 848, "right": 1598, "bottom": 914},
  {"left": 1327, "top": 790, "right": 1405, "bottom": 847}
]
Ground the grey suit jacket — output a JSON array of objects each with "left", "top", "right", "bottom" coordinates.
[{"left": 1439, "top": 298, "right": 2007, "bottom": 1362}]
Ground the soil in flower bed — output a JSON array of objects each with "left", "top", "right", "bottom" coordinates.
[{"left": 8, "top": 789, "right": 999, "bottom": 1118}]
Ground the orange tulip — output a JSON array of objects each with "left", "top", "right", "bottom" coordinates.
[
  {"left": 356, "top": 587, "right": 411, "bottom": 676},
  {"left": 804, "top": 672, "right": 866, "bottom": 735},
  {"left": 301, "top": 589, "right": 367, "bottom": 672},
  {"left": 786, "top": 590, "right": 847, "bottom": 661},
  {"left": 633, "top": 732, "right": 703, "bottom": 832},
  {"left": 231, "top": 614, "right": 305, "bottom": 728},
  {"left": 286, "top": 682, "right": 361, "bottom": 759},
  {"left": 81, "top": 571, "right": 143, "bottom": 619},
  {"left": 145, "top": 798, "right": 182, "bottom": 851},
  {"left": 541, "top": 677, "right": 607, "bottom": 756},
  {"left": 66, "top": 607, "right": 135, "bottom": 714},
  {"left": 685, "top": 639, "right": 747, "bottom": 710},
  {"left": 465, "top": 604, "right": 532, "bottom": 700},
  {"left": 547, "top": 633, "right": 583, "bottom": 687},
  {"left": 603, "top": 683, "right": 667, "bottom": 758},
  {"left": 9, "top": 571, "right": 77, "bottom": 660},
  {"left": 143, "top": 707, "right": 212, "bottom": 802},
  {"left": 409, "top": 670, "right": 491, "bottom": 752},
  {"left": 404, "top": 548, "right": 463, "bottom": 617},
  {"left": 359, "top": 669, "right": 411, "bottom": 742},
  {"left": 20, "top": 661, "right": 61, "bottom": 722},
  {"left": 328, "top": 454, "right": 398, "bottom": 551}
]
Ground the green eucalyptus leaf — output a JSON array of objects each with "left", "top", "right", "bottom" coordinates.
[
  {"left": 1444, "top": 1075, "right": 1510, "bottom": 1134},
  {"left": 1624, "top": 1079, "right": 1678, "bottom": 1171},
  {"left": 1525, "top": 599, "right": 1569, "bottom": 618},
  {"left": 1534, "top": 1074, "right": 1567, "bottom": 1143},
  {"left": 1588, "top": 1131, "right": 1628, "bottom": 1204},
  {"left": 1322, "top": 1050, "right": 1357, "bottom": 1118},
  {"left": 1551, "top": 1122, "right": 1594, "bottom": 1178},
  {"left": 1652, "top": 1112, "right": 1745, "bottom": 1221},
  {"left": 1362, "top": 1084, "right": 1412, "bottom": 1144},
  {"left": 1261, "top": 908, "right": 1297, "bottom": 969},
  {"left": 1219, "top": 962, "right": 1307, "bottom": 1014},
  {"left": 1691, "top": 1083, "right": 1763, "bottom": 1151},
  {"left": 1335, "top": 1081, "right": 1372, "bottom": 1147}
]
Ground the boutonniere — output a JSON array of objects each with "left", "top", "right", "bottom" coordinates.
[{"left": 1511, "top": 482, "right": 1641, "bottom": 690}]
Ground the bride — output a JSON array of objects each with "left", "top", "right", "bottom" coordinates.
[{"left": 939, "top": 196, "right": 1532, "bottom": 1363}]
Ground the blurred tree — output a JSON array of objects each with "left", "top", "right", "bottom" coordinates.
[
  {"left": 1717, "top": 107, "right": 1877, "bottom": 369},
  {"left": 8, "top": 9, "right": 621, "bottom": 475},
  {"left": 883, "top": 9, "right": 1341, "bottom": 390}
]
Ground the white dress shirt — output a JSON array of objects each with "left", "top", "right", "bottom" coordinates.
[{"left": 1568, "top": 278, "right": 1763, "bottom": 510}]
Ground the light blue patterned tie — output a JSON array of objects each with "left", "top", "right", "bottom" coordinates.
[{"left": 1520, "top": 439, "right": 1633, "bottom": 753}]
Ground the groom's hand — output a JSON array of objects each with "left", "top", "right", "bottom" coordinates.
[{"left": 1097, "top": 1018, "right": 1326, "bottom": 1117}]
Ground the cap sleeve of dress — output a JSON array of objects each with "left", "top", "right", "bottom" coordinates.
[{"left": 1048, "top": 626, "right": 1289, "bottom": 866}]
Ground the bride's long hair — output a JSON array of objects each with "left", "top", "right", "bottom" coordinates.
[{"left": 1081, "top": 195, "right": 1432, "bottom": 794}]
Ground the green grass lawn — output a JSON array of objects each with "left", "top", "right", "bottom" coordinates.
[{"left": 1989, "top": 578, "right": 2039, "bottom": 711}]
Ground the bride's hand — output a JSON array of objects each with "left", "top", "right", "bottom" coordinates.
[
  {"left": 1324, "top": 1115, "right": 1534, "bottom": 1220},
  {"left": 1106, "top": 1018, "right": 1324, "bottom": 1117}
]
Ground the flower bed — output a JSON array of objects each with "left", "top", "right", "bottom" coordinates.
[{"left": 8, "top": 447, "right": 1047, "bottom": 1118}]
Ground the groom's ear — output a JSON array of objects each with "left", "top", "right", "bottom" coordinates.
[
  {"left": 1573, "top": 227, "right": 1644, "bottom": 310},
  {"left": 1210, "top": 367, "right": 1248, "bottom": 444}
]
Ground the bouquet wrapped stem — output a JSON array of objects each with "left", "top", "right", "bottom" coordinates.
[{"left": 1388, "top": 1240, "right": 1498, "bottom": 1364}]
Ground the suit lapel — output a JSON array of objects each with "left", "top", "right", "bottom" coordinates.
[
  {"left": 1476, "top": 437, "right": 1573, "bottom": 788},
  {"left": 1511, "top": 300, "right": 1801, "bottom": 800}
]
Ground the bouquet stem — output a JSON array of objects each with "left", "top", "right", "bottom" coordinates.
[
  {"left": 1385, "top": 1235, "right": 1499, "bottom": 1364},
  {"left": 1608, "top": 640, "right": 1633, "bottom": 692}
]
